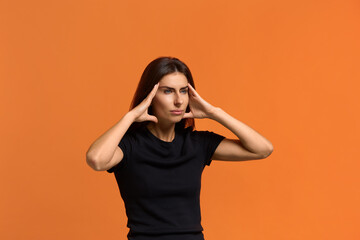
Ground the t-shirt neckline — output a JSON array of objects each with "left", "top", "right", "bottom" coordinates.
[{"left": 144, "top": 125, "right": 178, "bottom": 144}]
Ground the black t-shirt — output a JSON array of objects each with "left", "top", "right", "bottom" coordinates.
[{"left": 107, "top": 125, "right": 225, "bottom": 239}]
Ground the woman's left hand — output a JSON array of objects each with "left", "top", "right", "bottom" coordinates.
[{"left": 182, "top": 83, "right": 218, "bottom": 119}]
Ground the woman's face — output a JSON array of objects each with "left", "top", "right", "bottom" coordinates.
[{"left": 151, "top": 72, "right": 189, "bottom": 124}]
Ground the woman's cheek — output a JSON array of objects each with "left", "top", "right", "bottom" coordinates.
[{"left": 155, "top": 97, "right": 169, "bottom": 111}]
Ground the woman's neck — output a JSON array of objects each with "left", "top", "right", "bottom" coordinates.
[{"left": 146, "top": 122, "right": 176, "bottom": 142}]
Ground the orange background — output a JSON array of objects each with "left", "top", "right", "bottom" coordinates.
[{"left": 1, "top": 0, "right": 359, "bottom": 239}]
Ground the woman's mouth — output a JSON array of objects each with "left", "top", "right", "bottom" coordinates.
[{"left": 170, "top": 110, "right": 183, "bottom": 115}]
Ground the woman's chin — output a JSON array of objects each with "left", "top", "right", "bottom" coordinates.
[
  {"left": 155, "top": 116, "right": 182, "bottom": 125},
  {"left": 173, "top": 115, "right": 184, "bottom": 121}
]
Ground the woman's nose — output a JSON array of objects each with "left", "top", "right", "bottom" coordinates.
[{"left": 174, "top": 93, "right": 183, "bottom": 105}]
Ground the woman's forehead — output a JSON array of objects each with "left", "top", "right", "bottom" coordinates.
[{"left": 159, "top": 72, "right": 188, "bottom": 87}]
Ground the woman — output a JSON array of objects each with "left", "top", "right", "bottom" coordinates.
[{"left": 86, "top": 57, "right": 273, "bottom": 240}]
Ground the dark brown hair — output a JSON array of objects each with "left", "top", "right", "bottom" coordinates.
[{"left": 127, "top": 56, "right": 196, "bottom": 133}]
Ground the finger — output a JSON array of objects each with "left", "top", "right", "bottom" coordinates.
[
  {"left": 150, "top": 83, "right": 160, "bottom": 98},
  {"left": 182, "top": 112, "right": 193, "bottom": 119},
  {"left": 144, "top": 83, "right": 159, "bottom": 104},
  {"left": 147, "top": 115, "right": 158, "bottom": 123},
  {"left": 187, "top": 83, "right": 198, "bottom": 97},
  {"left": 145, "top": 82, "right": 159, "bottom": 96}
]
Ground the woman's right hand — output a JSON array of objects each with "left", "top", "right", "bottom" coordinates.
[{"left": 130, "top": 83, "right": 159, "bottom": 123}]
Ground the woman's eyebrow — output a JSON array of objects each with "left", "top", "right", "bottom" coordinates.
[{"left": 159, "top": 86, "right": 189, "bottom": 90}]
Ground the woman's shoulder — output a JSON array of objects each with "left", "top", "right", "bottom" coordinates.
[
  {"left": 186, "top": 127, "right": 226, "bottom": 141},
  {"left": 182, "top": 126, "right": 211, "bottom": 138},
  {"left": 185, "top": 126, "right": 211, "bottom": 134},
  {"left": 122, "top": 126, "right": 147, "bottom": 142}
]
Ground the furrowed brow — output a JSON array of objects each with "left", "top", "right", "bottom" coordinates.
[{"left": 159, "top": 86, "right": 189, "bottom": 90}]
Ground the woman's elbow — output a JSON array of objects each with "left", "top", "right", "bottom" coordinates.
[
  {"left": 262, "top": 146, "right": 274, "bottom": 159},
  {"left": 86, "top": 152, "right": 103, "bottom": 171}
]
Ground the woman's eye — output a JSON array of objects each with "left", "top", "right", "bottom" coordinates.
[{"left": 163, "top": 89, "right": 187, "bottom": 94}]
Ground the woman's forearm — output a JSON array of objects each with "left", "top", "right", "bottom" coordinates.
[
  {"left": 209, "top": 107, "right": 273, "bottom": 156},
  {"left": 86, "top": 112, "right": 135, "bottom": 170}
]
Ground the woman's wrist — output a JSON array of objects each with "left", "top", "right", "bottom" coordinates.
[
  {"left": 124, "top": 111, "right": 136, "bottom": 123},
  {"left": 207, "top": 107, "right": 222, "bottom": 120}
]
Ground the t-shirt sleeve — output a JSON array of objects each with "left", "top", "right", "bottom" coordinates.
[
  {"left": 106, "top": 132, "right": 133, "bottom": 173},
  {"left": 196, "top": 130, "right": 226, "bottom": 167}
]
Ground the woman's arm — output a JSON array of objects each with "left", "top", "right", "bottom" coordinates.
[
  {"left": 86, "top": 83, "right": 160, "bottom": 171},
  {"left": 209, "top": 107, "right": 273, "bottom": 161},
  {"left": 86, "top": 112, "right": 135, "bottom": 171},
  {"left": 183, "top": 83, "right": 273, "bottom": 161}
]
